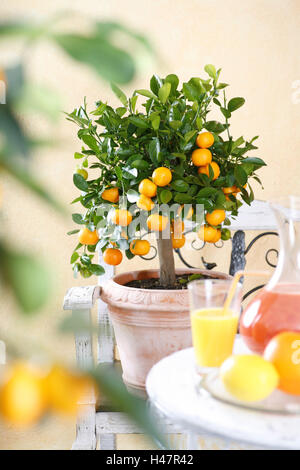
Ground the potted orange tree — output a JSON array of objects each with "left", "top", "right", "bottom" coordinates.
[{"left": 67, "top": 66, "right": 265, "bottom": 390}]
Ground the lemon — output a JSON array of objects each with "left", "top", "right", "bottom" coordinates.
[{"left": 220, "top": 355, "right": 279, "bottom": 402}]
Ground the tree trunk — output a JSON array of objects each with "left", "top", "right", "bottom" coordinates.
[{"left": 157, "top": 229, "right": 176, "bottom": 287}]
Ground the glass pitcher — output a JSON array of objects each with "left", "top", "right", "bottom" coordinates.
[{"left": 240, "top": 196, "right": 300, "bottom": 354}]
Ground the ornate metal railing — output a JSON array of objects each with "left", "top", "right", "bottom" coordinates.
[{"left": 141, "top": 228, "right": 279, "bottom": 301}]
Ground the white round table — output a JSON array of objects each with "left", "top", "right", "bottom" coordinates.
[{"left": 146, "top": 338, "right": 300, "bottom": 450}]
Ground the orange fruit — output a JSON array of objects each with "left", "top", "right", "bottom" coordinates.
[
  {"left": 171, "top": 234, "right": 186, "bottom": 249},
  {"left": 78, "top": 227, "right": 99, "bottom": 245},
  {"left": 103, "top": 248, "right": 123, "bottom": 265},
  {"left": 111, "top": 209, "right": 132, "bottom": 226},
  {"left": 130, "top": 239, "right": 151, "bottom": 256},
  {"left": 44, "top": 365, "right": 93, "bottom": 416},
  {"left": 152, "top": 167, "right": 172, "bottom": 187},
  {"left": 191, "top": 148, "right": 212, "bottom": 167},
  {"left": 205, "top": 209, "right": 226, "bottom": 226},
  {"left": 76, "top": 168, "right": 88, "bottom": 180},
  {"left": 137, "top": 194, "right": 154, "bottom": 211},
  {"left": 147, "top": 214, "right": 168, "bottom": 232},
  {"left": 138, "top": 179, "right": 157, "bottom": 198},
  {"left": 196, "top": 131, "right": 214, "bottom": 149},
  {"left": 198, "top": 161, "right": 220, "bottom": 180},
  {"left": 177, "top": 205, "right": 194, "bottom": 220},
  {"left": 198, "top": 225, "right": 219, "bottom": 243},
  {"left": 264, "top": 332, "right": 300, "bottom": 395},
  {"left": 101, "top": 187, "right": 119, "bottom": 203},
  {"left": 0, "top": 363, "right": 46, "bottom": 426}
]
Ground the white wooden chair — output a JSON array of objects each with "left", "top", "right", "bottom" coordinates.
[{"left": 63, "top": 200, "right": 278, "bottom": 450}]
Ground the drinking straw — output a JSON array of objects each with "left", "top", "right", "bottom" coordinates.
[{"left": 223, "top": 270, "right": 271, "bottom": 314}]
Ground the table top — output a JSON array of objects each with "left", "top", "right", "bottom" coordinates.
[{"left": 146, "top": 338, "right": 300, "bottom": 450}]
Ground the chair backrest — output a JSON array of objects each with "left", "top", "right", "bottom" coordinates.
[{"left": 97, "top": 256, "right": 115, "bottom": 364}]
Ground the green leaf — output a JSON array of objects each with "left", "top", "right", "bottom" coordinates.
[
  {"left": 131, "top": 159, "right": 149, "bottom": 170},
  {"left": 160, "top": 189, "right": 172, "bottom": 204},
  {"left": 171, "top": 180, "right": 189, "bottom": 193},
  {"left": 0, "top": 106, "right": 29, "bottom": 158},
  {"left": 197, "top": 187, "right": 218, "bottom": 198},
  {"left": 135, "top": 89, "right": 157, "bottom": 101},
  {"left": 228, "top": 97, "right": 245, "bottom": 112},
  {"left": 54, "top": 34, "right": 135, "bottom": 84},
  {"left": 158, "top": 82, "right": 171, "bottom": 104},
  {"left": 204, "top": 64, "right": 216, "bottom": 79},
  {"left": 234, "top": 165, "right": 248, "bottom": 185},
  {"left": 110, "top": 83, "right": 128, "bottom": 106},
  {"left": 182, "top": 82, "right": 201, "bottom": 101},
  {"left": 89, "top": 264, "right": 105, "bottom": 276},
  {"left": 205, "top": 121, "right": 226, "bottom": 133},
  {"left": 148, "top": 138, "right": 160, "bottom": 163},
  {"left": 2, "top": 247, "right": 51, "bottom": 314},
  {"left": 151, "top": 115, "right": 160, "bottom": 131},
  {"left": 184, "top": 130, "right": 197, "bottom": 143},
  {"left": 242, "top": 157, "right": 266, "bottom": 167},
  {"left": 232, "top": 136, "right": 244, "bottom": 150},
  {"left": 220, "top": 107, "right": 231, "bottom": 119},
  {"left": 150, "top": 74, "right": 163, "bottom": 95},
  {"left": 74, "top": 152, "right": 84, "bottom": 159},
  {"left": 72, "top": 213, "right": 86, "bottom": 225},
  {"left": 174, "top": 193, "right": 193, "bottom": 204},
  {"left": 81, "top": 135, "right": 100, "bottom": 154},
  {"left": 70, "top": 252, "right": 79, "bottom": 263},
  {"left": 165, "top": 74, "right": 179, "bottom": 94},
  {"left": 67, "top": 229, "right": 80, "bottom": 235},
  {"left": 1, "top": 155, "right": 65, "bottom": 213},
  {"left": 169, "top": 120, "right": 182, "bottom": 130},
  {"left": 73, "top": 173, "right": 89, "bottom": 191},
  {"left": 128, "top": 116, "right": 149, "bottom": 129}
]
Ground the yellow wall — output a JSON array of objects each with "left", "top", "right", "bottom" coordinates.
[{"left": 0, "top": 0, "right": 300, "bottom": 448}]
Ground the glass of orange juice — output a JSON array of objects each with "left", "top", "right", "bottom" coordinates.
[{"left": 188, "top": 279, "right": 243, "bottom": 372}]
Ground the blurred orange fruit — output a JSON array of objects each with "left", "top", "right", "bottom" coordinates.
[
  {"left": 138, "top": 179, "right": 157, "bottom": 198},
  {"left": 0, "top": 363, "right": 46, "bottom": 426},
  {"left": 103, "top": 248, "right": 123, "bottom": 265},
  {"left": 44, "top": 365, "right": 93, "bottom": 415},
  {"left": 152, "top": 167, "right": 172, "bottom": 187},
  {"left": 101, "top": 187, "right": 119, "bottom": 203},
  {"left": 78, "top": 227, "right": 99, "bottom": 245},
  {"left": 191, "top": 149, "right": 212, "bottom": 167},
  {"left": 196, "top": 131, "right": 214, "bottom": 149},
  {"left": 264, "top": 331, "right": 300, "bottom": 395},
  {"left": 130, "top": 239, "right": 151, "bottom": 256}
]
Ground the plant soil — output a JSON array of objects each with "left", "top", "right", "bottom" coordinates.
[{"left": 125, "top": 273, "right": 212, "bottom": 290}]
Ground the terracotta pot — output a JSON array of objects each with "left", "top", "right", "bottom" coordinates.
[{"left": 100, "top": 268, "right": 231, "bottom": 391}]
